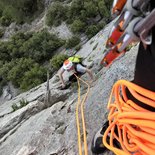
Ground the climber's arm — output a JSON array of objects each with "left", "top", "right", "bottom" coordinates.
[
  {"left": 58, "top": 69, "right": 65, "bottom": 87},
  {"left": 85, "top": 68, "right": 94, "bottom": 81}
]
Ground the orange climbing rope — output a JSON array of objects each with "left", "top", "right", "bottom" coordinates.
[
  {"left": 103, "top": 80, "right": 155, "bottom": 155},
  {"left": 74, "top": 74, "right": 90, "bottom": 155}
]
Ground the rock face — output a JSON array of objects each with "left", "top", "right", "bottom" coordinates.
[
  {"left": 1, "top": 0, "right": 72, "bottom": 42},
  {"left": 0, "top": 82, "right": 20, "bottom": 105},
  {"left": 49, "top": 22, "right": 72, "bottom": 39},
  {"left": 0, "top": 20, "right": 138, "bottom": 155}
]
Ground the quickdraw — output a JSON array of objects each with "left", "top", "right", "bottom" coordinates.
[{"left": 101, "top": 0, "right": 155, "bottom": 66}]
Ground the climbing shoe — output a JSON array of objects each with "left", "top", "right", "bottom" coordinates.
[
  {"left": 91, "top": 121, "right": 121, "bottom": 154},
  {"left": 91, "top": 121, "right": 109, "bottom": 154}
]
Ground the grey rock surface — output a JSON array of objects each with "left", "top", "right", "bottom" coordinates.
[{"left": 0, "top": 19, "right": 138, "bottom": 155}]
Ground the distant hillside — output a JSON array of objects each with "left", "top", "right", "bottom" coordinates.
[
  {"left": 0, "top": 0, "right": 113, "bottom": 100},
  {"left": 0, "top": 0, "right": 44, "bottom": 25},
  {"left": 45, "top": 0, "right": 113, "bottom": 38}
]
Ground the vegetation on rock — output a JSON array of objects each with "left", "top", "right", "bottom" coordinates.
[
  {"left": 0, "top": 0, "right": 113, "bottom": 94},
  {"left": 50, "top": 54, "right": 68, "bottom": 70},
  {"left": 0, "top": 0, "right": 44, "bottom": 25},
  {"left": 12, "top": 98, "right": 29, "bottom": 111},
  {"left": 46, "top": 2, "right": 68, "bottom": 26},
  {"left": 0, "top": 30, "right": 64, "bottom": 91},
  {"left": 65, "top": 36, "right": 80, "bottom": 49},
  {"left": 46, "top": 0, "right": 113, "bottom": 38}
]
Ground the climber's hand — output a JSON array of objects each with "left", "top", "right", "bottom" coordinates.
[
  {"left": 86, "top": 79, "right": 95, "bottom": 87},
  {"left": 61, "top": 83, "right": 66, "bottom": 89}
]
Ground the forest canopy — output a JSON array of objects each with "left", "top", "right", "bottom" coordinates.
[{"left": 0, "top": 0, "right": 44, "bottom": 25}]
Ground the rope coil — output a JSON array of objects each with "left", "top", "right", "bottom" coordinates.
[{"left": 103, "top": 80, "right": 155, "bottom": 155}]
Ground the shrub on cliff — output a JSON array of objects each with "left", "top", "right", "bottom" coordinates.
[
  {"left": 65, "top": 36, "right": 80, "bottom": 48},
  {"left": 50, "top": 54, "right": 68, "bottom": 70}
]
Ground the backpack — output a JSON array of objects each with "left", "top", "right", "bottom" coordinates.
[
  {"left": 68, "top": 55, "right": 83, "bottom": 64},
  {"left": 68, "top": 55, "right": 86, "bottom": 73}
]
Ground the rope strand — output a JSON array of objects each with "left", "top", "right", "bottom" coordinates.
[
  {"left": 103, "top": 80, "right": 155, "bottom": 155},
  {"left": 75, "top": 74, "right": 90, "bottom": 155}
]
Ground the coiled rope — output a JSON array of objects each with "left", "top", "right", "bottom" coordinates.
[
  {"left": 103, "top": 80, "right": 155, "bottom": 155},
  {"left": 74, "top": 74, "right": 90, "bottom": 155}
]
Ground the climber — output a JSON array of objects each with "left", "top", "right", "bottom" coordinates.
[
  {"left": 92, "top": 0, "right": 155, "bottom": 154},
  {"left": 58, "top": 56, "right": 94, "bottom": 89}
]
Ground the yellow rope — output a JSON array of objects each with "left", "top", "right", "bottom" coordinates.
[
  {"left": 74, "top": 74, "right": 90, "bottom": 155},
  {"left": 75, "top": 75, "right": 82, "bottom": 155}
]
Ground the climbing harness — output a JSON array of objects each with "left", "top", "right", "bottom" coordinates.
[
  {"left": 74, "top": 74, "right": 90, "bottom": 155},
  {"left": 103, "top": 80, "right": 155, "bottom": 155}
]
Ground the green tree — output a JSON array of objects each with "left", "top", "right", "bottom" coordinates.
[
  {"left": 0, "top": 28, "right": 4, "bottom": 38},
  {"left": 97, "top": 21, "right": 106, "bottom": 30},
  {"left": 0, "top": 5, "right": 14, "bottom": 26},
  {"left": 7, "top": 32, "right": 32, "bottom": 59},
  {"left": 46, "top": 2, "right": 68, "bottom": 26},
  {"left": 50, "top": 54, "right": 68, "bottom": 70},
  {"left": 0, "top": 30, "right": 64, "bottom": 63},
  {"left": 20, "top": 64, "right": 47, "bottom": 91},
  {"left": 104, "top": 0, "right": 113, "bottom": 10},
  {"left": 0, "top": 0, "right": 44, "bottom": 24},
  {"left": 79, "top": 10, "right": 87, "bottom": 22},
  {"left": 0, "top": 42, "right": 11, "bottom": 62},
  {"left": 98, "top": 0, "right": 111, "bottom": 19},
  {"left": 0, "top": 58, "right": 47, "bottom": 91},
  {"left": 71, "top": 19, "right": 86, "bottom": 33},
  {"left": 86, "top": 25, "right": 99, "bottom": 39},
  {"left": 0, "top": 60, "right": 16, "bottom": 81},
  {"left": 67, "top": 0, "right": 84, "bottom": 23},
  {"left": 7, "top": 58, "right": 36, "bottom": 87},
  {"left": 84, "top": 1, "right": 98, "bottom": 18},
  {"left": 65, "top": 36, "right": 80, "bottom": 48},
  {"left": 0, "top": 3, "right": 3, "bottom": 18},
  {"left": 22, "top": 30, "right": 64, "bottom": 63},
  {"left": 75, "top": 44, "right": 81, "bottom": 51}
]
